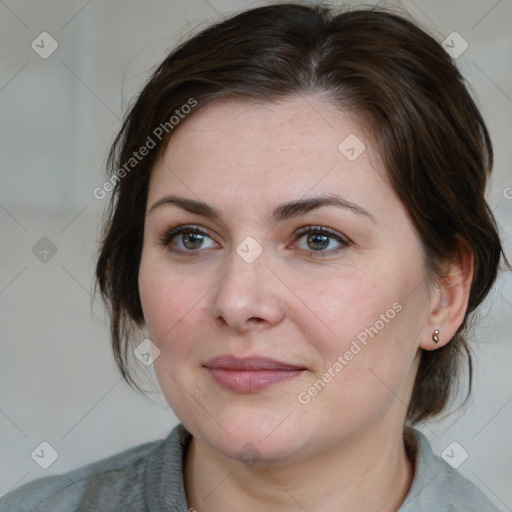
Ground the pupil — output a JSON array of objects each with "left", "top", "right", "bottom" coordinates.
[
  {"left": 184, "top": 233, "right": 203, "bottom": 249},
  {"left": 308, "top": 233, "right": 328, "bottom": 250}
]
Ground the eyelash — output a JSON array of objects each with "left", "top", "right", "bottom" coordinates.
[{"left": 157, "top": 224, "right": 350, "bottom": 258}]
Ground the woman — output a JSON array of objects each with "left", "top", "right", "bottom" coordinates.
[{"left": 1, "top": 3, "right": 508, "bottom": 511}]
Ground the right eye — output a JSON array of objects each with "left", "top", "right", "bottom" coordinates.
[{"left": 158, "top": 224, "right": 219, "bottom": 254}]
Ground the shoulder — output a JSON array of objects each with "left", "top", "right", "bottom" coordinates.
[
  {"left": 0, "top": 437, "right": 163, "bottom": 512},
  {"left": 400, "top": 427, "right": 503, "bottom": 512}
]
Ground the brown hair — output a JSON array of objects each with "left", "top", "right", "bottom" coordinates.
[{"left": 94, "top": 3, "right": 509, "bottom": 424}]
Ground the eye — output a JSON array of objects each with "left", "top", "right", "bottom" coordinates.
[
  {"left": 158, "top": 224, "right": 350, "bottom": 258},
  {"left": 292, "top": 226, "right": 349, "bottom": 257},
  {"left": 158, "top": 224, "right": 218, "bottom": 254}
]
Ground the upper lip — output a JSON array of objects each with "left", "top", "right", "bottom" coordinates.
[{"left": 204, "top": 355, "right": 306, "bottom": 371}]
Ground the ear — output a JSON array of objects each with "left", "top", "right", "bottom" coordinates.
[{"left": 419, "top": 236, "right": 474, "bottom": 351}]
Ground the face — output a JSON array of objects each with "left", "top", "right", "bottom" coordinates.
[{"left": 138, "top": 95, "right": 432, "bottom": 464}]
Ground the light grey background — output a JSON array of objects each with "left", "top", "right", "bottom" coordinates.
[{"left": 1, "top": 0, "right": 511, "bottom": 509}]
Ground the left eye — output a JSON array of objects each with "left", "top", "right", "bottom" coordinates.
[{"left": 293, "top": 226, "right": 349, "bottom": 256}]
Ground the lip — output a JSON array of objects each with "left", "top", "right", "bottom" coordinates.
[{"left": 204, "top": 355, "right": 306, "bottom": 393}]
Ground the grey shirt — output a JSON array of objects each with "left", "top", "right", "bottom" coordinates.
[{"left": 0, "top": 423, "right": 502, "bottom": 511}]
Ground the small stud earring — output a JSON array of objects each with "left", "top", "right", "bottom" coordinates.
[{"left": 432, "top": 329, "right": 440, "bottom": 344}]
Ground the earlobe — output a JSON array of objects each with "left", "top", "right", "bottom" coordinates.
[{"left": 419, "top": 237, "right": 474, "bottom": 351}]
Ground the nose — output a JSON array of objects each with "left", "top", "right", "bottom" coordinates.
[{"left": 209, "top": 244, "right": 285, "bottom": 333}]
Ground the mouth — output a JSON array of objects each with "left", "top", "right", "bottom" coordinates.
[{"left": 203, "top": 355, "right": 306, "bottom": 393}]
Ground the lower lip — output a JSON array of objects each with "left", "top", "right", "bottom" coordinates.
[{"left": 207, "top": 368, "right": 303, "bottom": 392}]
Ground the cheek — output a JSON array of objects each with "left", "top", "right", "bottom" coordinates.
[
  {"left": 138, "top": 258, "right": 210, "bottom": 413},
  {"left": 290, "top": 266, "right": 421, "bottom": 409},
  {"left": 283, "top": 263, "right": 394, "bottom": 356},
  {"left": 138, "top": 252, "right": 207, "bottom": 343},
  {"left": 139, "top": 249, "right": 201, "bottom": 326}
]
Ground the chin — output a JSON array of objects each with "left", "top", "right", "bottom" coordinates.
[
  {"left": 219, "top": 431, "right": 306, "bottom": 466},
  {"left": 182, "top": 407, "right": 314, "bottom": 465}
]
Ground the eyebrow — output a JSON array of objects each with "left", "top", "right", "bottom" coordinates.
[{"left": 147, "top": 193, "right": 376, "bottom": 224}]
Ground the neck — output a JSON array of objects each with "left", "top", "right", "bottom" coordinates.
[{"left": 184, "top": 421, "right": 415, "bottom": 512}]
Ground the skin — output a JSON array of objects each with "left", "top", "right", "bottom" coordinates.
[{"left": 138, "top": 94, "right": 473, "bottom": 511}]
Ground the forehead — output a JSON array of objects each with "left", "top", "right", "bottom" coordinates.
[
  {"left": 147, "top": 95, "right": 389, "bottom": 212},
  {"left": 164, "top": 95, "right": 368, "bottom": 159}
]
